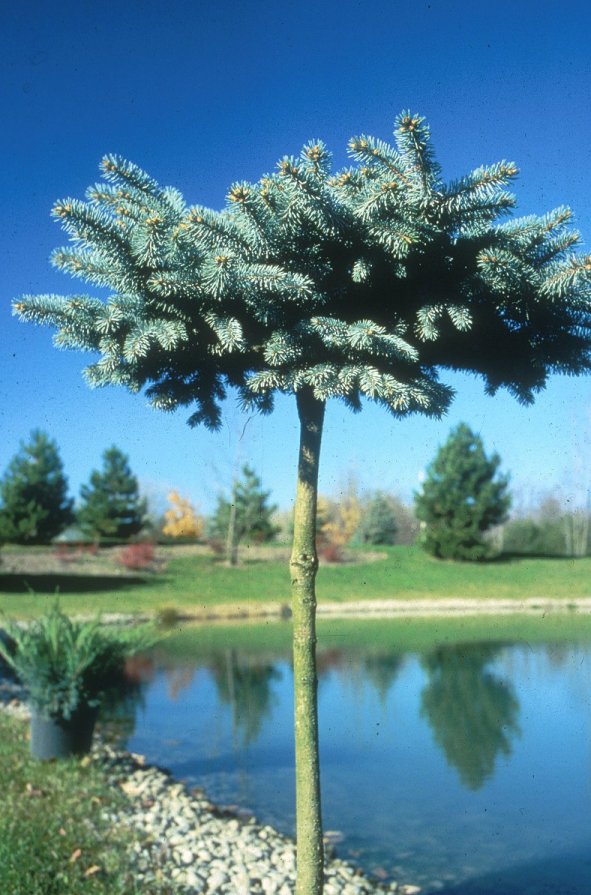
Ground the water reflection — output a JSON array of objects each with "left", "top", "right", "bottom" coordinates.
[
  {"left": 420, "top": 644, "right": 520, "bottom": 790},
  {"left": 126, "top": 642, "right": 522, "bottom": 792},
  {"left": 317, "top": 648, "right": 405, "bottom": 705},
  {"left": 362, "top": 653, "right": 404, "bottom": 703},
  {"left": 209, "top": 650, "right": 281, "bottom": 746},
  {"left": 96, "top": 655, "right": 148, "bottom": 741}
]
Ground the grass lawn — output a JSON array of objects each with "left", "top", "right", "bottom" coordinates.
[
  {"left": 0, "top": 713, "right": 167, "bottom": 895},
  {"left": 1, "top": 544, "right": 590, "bottom": 619}
]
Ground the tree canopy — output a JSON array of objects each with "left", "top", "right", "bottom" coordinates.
[
  {"left": 162, "top": 491, "right": 203, "bottom": 540},
  {"left": 15, "top": 112, "right": 591, "bottom": 430}
]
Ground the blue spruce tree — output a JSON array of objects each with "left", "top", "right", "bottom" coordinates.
[{"left": 15, "top": 111, "right": 591, "bottom": 895}]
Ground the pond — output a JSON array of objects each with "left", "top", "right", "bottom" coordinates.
[{"left": 120, "top": 618, "right": 591, "bottom": 894}]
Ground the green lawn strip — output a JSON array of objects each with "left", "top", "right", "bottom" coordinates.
[
  {"left": 0, "top": 714, "right": 163, "bottom": 895},
  {"left": 316, "top": 546, "right": 591, "bottom": 602},
  {"left": 153, "top": 612, "right": 591, "bottom": 664},
  {"left": 1, "top": 546, "right": 590, "bottom": 620}
]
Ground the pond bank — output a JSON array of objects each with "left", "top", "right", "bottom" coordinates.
[{"left": 0, "top": 688, "right": 418, "bottom": 895}]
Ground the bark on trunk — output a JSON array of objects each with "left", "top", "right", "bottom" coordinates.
[{"left": 290, "top": 388, "right": 326, "bottom": 895}]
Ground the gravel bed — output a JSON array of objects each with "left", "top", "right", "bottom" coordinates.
[
  {"left": 94, "top": 745, "right": 419, "bottom": 895},
  {"left": 0, "top": 687, "right": 420, "bottom": 895}
]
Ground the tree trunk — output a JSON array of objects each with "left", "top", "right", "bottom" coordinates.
[
  {"left": 574, "top": 509, "right": 589, "bottom": 557},
  {"left": 290, "top": 388, "right": 326, "bottom": 895},
  {"left": 226, "top": 499, "right": 239, "bottom": 566}
]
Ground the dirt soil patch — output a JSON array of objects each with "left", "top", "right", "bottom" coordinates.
[
  {"left": 0, "top": 546, "right": 153, "bottom": 578},
  {"left": 0, "top": 543, "right": 385, "bottom": 577}
]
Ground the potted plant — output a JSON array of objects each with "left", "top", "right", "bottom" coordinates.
[{"left": 0, "top": 603, "right": 157, "bottom": 759}]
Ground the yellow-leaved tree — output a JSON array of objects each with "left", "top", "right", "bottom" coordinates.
[
  {"left": 162, "top": 491, "right": 203, "bottom": 540},
  {"left": 317, "top": 489, "right": 361, "bottom": 560}
]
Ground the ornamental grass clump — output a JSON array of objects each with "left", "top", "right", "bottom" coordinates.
[{"left": 0, "top": 603, "right": 156, "bottom": 720}]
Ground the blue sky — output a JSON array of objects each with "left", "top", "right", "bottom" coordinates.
[{"left": 2, "top": 0, "right": 590, "bottom": 516}]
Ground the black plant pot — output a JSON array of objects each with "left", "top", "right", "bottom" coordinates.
[{"left": 30, "top": 706, "right": 98, "bottom": 760}]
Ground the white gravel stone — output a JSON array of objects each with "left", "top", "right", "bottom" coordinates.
[
  {"left": 207, "top": 868, "right": 228, "bottom": 890},
  {"left": 184, "top": 869, "right": 203, "bottom": 888},
  {"left": 231, "top": 882, "right": 250, "bottom": 895}
]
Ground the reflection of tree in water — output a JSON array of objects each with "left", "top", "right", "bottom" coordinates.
[
  {"left": 546, "top": 642, "right": 574, "bottom": 669},
  {"left": 98, "top": 663, "right": 147, "bottom": 743},
  {"left": 164, "top": 664, "right": 198, "bottom": 701},
  {"left": 316, "top": 648, "right": 347, "bottom": 677},
  {"left": 210, "top": 650, "right": 281, "bottom": 747},
  {"left": 314, "top": 649, "right": 403, "bottom": 706},
  {"left": 421, "top": 644, "right": 520, "bottom": 790},
  {"left": 363, "top": 652, "right": 403, "bottom": 703}
]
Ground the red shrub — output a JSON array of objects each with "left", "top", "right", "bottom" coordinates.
[
  {"left": 319, "top": 540, "right": 344, "bottom": 563},
  {"left": 118, "top": 542, "right": 155, "bottom": 571}
]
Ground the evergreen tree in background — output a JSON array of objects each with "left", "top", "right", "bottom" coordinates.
[
  {"left": 358, "top": 491, "right": 399, "bottom": 545},
  {"left": 78, "top": 446, "right": 146, "bottom": 543},
  {"left": 208, "top": 464, "right": 278, "bottom": 564},
  {"left": 15, "top": 110, "right": 591, "bottom": 895},
  {"left": 0, "top": 430, "right": 73, "bottom": 544},
  {"left": 415, "top": 423, "right": 511, "bottom": 560}
]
